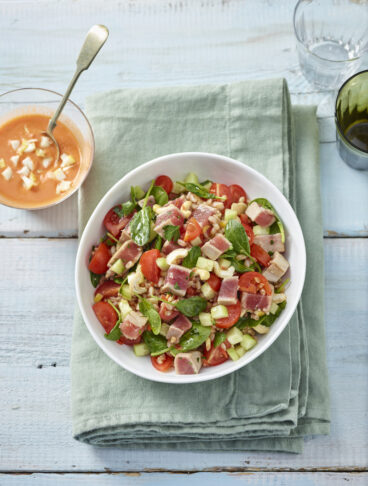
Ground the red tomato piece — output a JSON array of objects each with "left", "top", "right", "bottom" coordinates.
[
  {"left": 103, "top": 207, "right": 132, "bottom": 238},
  {"left": 117, "top": 335, "right": 142, "bottom": 346},
  {"left": 239, "top": 271, "right": 272, "bottom": 295},
  {"left": 155, "top": 175, "right": 173, "bottom": 194},
  {"left": 251, "top": 243, "right": 271, "bottom": 268},
  {"left": 210, "top": 183, "right": 232, "bottom": 209},
  {"left": 94, "top": 280, "right": 120, "bottom": 298},
  {"left": 186, "top": 286, "right": 197, "bottom": 296},
  {"left": 159, "top": 302, "right": 179, "bottom": 322},
  {"left": 203, "top": 341, "right": 230, "bottom": 367},
  {"left": 229, "top": 184, "right": 248, "bottom": 204},
  {"left": 140, "top": 249, "right": 161, "bottom": 284},
  {"left": 151, "top": 354, "right": 174, "bottom": 372},
  {"left": 92, "top": 301, "right": 118, "bottom": 334},
  {"left": 239, "top": 214, "right": 250, "bottom": 225},
  {"left": 241, "top": 222, "right": 255, "bottom": 246},
  {"left": 207, "top": 273, "right": 222, "bottom": 292},
  {"left": 216, "top": 301, "right": 242, "bottom": 329},
  {"left": 184, "top": 217, "right": 202, "bottom": 242},
  {"left": 88, "top": 242, "right": 111, "bottom": 275}
]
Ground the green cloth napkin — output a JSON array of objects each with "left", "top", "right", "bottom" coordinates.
[{"left": 71, "top": 80, "right": 330, "bottom": 453}]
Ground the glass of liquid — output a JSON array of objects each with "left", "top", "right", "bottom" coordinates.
[
  {"left": 293, "top": 0, "right": 368, "bottom": 90},
  {"left": 336, "top": 70, "right": 368, "bottom": 170}
]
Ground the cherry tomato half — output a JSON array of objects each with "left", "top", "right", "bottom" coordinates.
[
  {"left": 88, "top": 242, "right": 111, "bottom": 275},
  {"left": 229, "top": 184, "right": 248, "bottom": 204},
  {"left": 241, "top": 222, "right": 255, "bottom": 246},
  {"left": 92, "top": 301, "right": 118, "bottom": 334},
  {"left": 151, "top": 354, "right": 174, "bottom": 372},
  {"left": 94, "top": 280, "right": 120, "bottom": 298},
  {"left": 184, "top": 217, "right": 202, "bottom": 242},
  {"left": 215, "top": 301, "right": 242, "bottom": 329},
  {"left": 250, "top": 243, "right": 271, "bottom": 268},
  {"left": 159, "top": 302, "right": 180, "bottom": 322},
  {"left": 203, "top": 341, "right": 230, "bottom": 367},
  {"left": 155, "top": 175, "right": 173, "bottom": 194},
  {"left": 103, "top": 207, "right": 132, "bottom": 238},
  {"left": 239, "top": 271, "right": 272, "bottom": 295},
  {"left": 207, "top": 273, "right": 222, "bottom": 292},
  {"left": 140, "top": 249, "right": 161, "bottom": 284},
  {"left": 210, "top": 183, "right": 232, "bottom": 209},
  {"left": 117, "top": 335, "right": 142, "bottom": 346}
]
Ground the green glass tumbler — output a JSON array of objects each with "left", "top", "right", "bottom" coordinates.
[{"left": 335, "top": 71, "right": 368, "bottom": 170}]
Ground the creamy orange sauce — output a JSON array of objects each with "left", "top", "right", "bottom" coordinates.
[{"left": 0, "top": 113, "right": 81, "bottom": 208}]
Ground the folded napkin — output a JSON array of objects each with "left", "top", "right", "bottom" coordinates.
[{"left": 72, "top": 80, "right": 330, "bottom": 453}]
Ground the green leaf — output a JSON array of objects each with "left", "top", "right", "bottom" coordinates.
[
  {"left": 90, "top": 271, "right": 102, "bottom": 288},
  {"left": 181, "top": 182, "right": 218, "bottom": 200},
  {"left": 104, "top": 301, "right": 122, "bottom": 341},
  {"left": 182, "top": 246, "right": 201, "bottom": 269},
  {"left": 143, "top": 331, "right": 168, "bottom": 354},
  {"left": 236, "top": 301, "right": 287, "bottom": 330},
  {"left": 250, "top": 197, "right": 285, "bottom": 243},
  {"left": 213, "top": 331, "right": 227, "bottom": 348},
  {"left": 139, "top": 299, "right": 161, "bottom": 335},
  {"left": 225, "top": 219, "right": 250, "bottom": 256},
  {"left": 163, "top": 224, "right": 180, "bottom": 242},
  {"left": 174, "top": 296, "right": 207, "bottom": 317},
  {"left": 121, "top": 200, "right": 136, "bottom": 217},
  {"left": 130, "top": 206, "right": 152, "bottom": 246},
  {"left": 151, "top": 185, "right": 169, "bottom": 206},
  {"left": 179, "top": 322, "right": 211, "bottom": 351},
  {"left": 154, "top": 235, "right": 163, "bottom": 250}
]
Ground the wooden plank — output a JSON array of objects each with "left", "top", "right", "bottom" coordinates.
[
  {"left": 1, "top": 472, "right": 368, "bottom": 485},
  {"left": 0, "top": 238, "right": 367, "bottom": 471},
  {"left": 0, "top": 0, "right": 367, "bottom": 237}
]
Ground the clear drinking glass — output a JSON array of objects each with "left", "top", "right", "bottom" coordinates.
[{"left": 294, "top": 0, "right": 368, "bottom": 90}]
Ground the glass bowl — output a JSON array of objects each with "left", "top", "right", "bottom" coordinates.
[{"left": 0, "top": 88, "right": 94, "bottom": 209}]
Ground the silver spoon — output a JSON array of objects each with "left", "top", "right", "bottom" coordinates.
[{"left": 42, "top": 24, "right": 109, "bottom": 163}]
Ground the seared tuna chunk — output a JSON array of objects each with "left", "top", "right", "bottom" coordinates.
[
  {"left": 162, "top": 264, "right": 191, "bottom": 296},
  {"left": 201, "top": 234, "right": 231, "bottom": 260},
  {"left": 166, "top": 314, "right": 192, "bottom": 345},
  {"left": 262, "top": 251, "right": 289, "bottom": 283},
  {"left": 246, "top": 202, "right": 275, "bottom": 227},
  {"left": 174, "top": 351, "right": 203, "bottom": 374},
  {"left": 218, "top": 276, "right": 239, "bottom": 305},
  {"left": 253, "top": 233, "right": 284, "bottom": 253},
  {"left": 119, "top": 311, "right": 147, "bottom": 340}
]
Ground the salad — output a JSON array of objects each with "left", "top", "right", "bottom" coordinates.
[{"left": 88, "top": 173, "right": 289, "bottom": 375}]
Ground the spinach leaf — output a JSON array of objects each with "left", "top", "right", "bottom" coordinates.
[
  {"left": 174, "top": 296, "right": 207, "bottom": 317},
  {"left": 151, "top": 185, "right": 169, "bottom": 206},
  {"left": 222, "top": 250, "right": 255, "bottom": 273},
  {"left": 143, "top": 331, "right": 168, "bottom": 354},
  {"left": 104, "top": 301, "right": 122, "bottom": 341},
  {"left": 121, "top": 200, "right": 136, "bottom": 217},
  {"left": 213, "top": 331, "right": 227, "bottom": 348},
  {"left": 139, "top": 299, "right": 161, "bottom": 335},
  {"left": 276, "top": 278, "right": 290, "bottom": 294},
  {"left": 250, "top": 197, "right": 285, "bottom": 243},
  {"left": 163, "top": 224, "right": 180, "bottom": 242},
  {"left": 90, "top": 271, "right": 102, "bottom": 288},
  {"left": 179, "top": 322, "right": 211, "bottom": 351},
  {"left": 182, "top": 182, "right": 218, "bottom": 200},
  {"left": 182, "top": 246, "right": 201, "bottom": 268},
  {"left": 154, "top": 235, "right": 163, "bottom": 250},
  {"left": 236, "top": 301, "right": 287, "bottom": 330},
  {"left": 130, "top": 206, "right": 152, "bottom": 246},
  {"left": 113, "top": 205, "right": 125, "bottom": 219},
  {"left": 225, "top": 219, "right": 250, "bottom": 256}
]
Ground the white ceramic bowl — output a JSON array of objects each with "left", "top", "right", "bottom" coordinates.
[{"left": 75, "top": 152, "right": 306, "bottom": 384}]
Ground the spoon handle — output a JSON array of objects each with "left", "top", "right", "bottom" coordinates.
[{"left": 47, "top": 25, "right": 109, "bottom": 133}]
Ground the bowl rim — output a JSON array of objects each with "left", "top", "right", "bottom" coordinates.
[
  {"left": 75, "top": 152, "right": 307, "bottom": 384},
  {"left": 0, "top": 87, "right": 95, "bottom": 211}
]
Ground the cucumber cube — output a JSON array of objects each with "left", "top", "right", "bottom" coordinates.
[
  {"left": 241, "top": 334, "right": 257, "bottom": 351},
  {"left": 196, "top": 257, "right": 214, "bottom": 272},
  {"left": 156, "top": 257, "right": 169, "bottom": 271},
  {"left": 133, "top": 342, "right": 150, "bottom": 357},
  {"left": 110, "top": 258, "right": 125, "bottom": 275},
  {"left": 120, "top": 284, "right": 132, "bottom": 300},
  {"left": 199, "top": 312, "right": 213, "bottom": 327},
  {"left": 224, "top": 209, "right": 238, "bottom": 222},
  {"left": 201, "top": 282, "right": 216, "bottom": 300},
  {"left": 226, "top": 327, "right": 243, "bottom": 345},
  {"left": 211, "top": 305, "right": 229, "bottom": 320},
  {"left": 253, "top": 225, "right": 270, "bottom": 236},
  {"left": 227, "top": 347, "right": 239, "bottom": 361},
  {"left": 184, "top": 172, "right": 199, "bottom": 184}
]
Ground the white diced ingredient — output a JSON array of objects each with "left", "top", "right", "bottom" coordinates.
[
  {"left": 42, "top": 157, "right": 52, "bottom": 169},
  {"left": 56, "top": 180, "right": 71, "bottom": 194},
  {"left": 60, "top": 153, "right": 75, "bottom": 168},
  {"left": 21, "top": 175, "right": 35, "bottom": 190},
  {"left": 36, "top": 149, "right": 46, "bottom": 157},
  {"left": 22, "top": 156, "right": 34, "bottom": 171},
  {"left": 9, "top": 140, "right": 20, "bottom": 151},
  {"left": 23, "top": 142, "right": 36, "bottom": 153},
  {"left": 54, "top": 168, "right": 66, "bottom": 181},
  {"left": 40, "top": 136, "right": 52, "bottom": 148},
  {"left": 10, "top": 155, "right": 19, "bottom": 166},
  {"left": 17, "top": 166, "right": 30, "bottom": 176},
  {"left": 2, "top": 166, "right": 12, "bottom": 180}
]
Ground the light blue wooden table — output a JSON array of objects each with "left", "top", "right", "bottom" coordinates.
[{"left": 0, "top": 1, "right": 367, "bottom": 484}]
